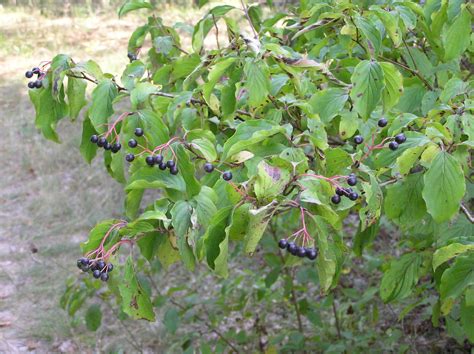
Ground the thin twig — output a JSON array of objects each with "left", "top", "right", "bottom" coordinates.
[
  {"left": 212, "top": 14, "right": 221, "bottom": 50},
  {"left": 378, "top": 56, "right": 433, "bottom": 90},
  {"left": 240, "top": 0, "right": 258, "bottom": 39},
  {"left": 460, "top": 202, "right": 474, "bottom": 223}
]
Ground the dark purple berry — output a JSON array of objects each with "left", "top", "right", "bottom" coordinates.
[
  {"left": 100, "top": 273, "right": 109, "bottom": 281},
  {"left": 348, "top": 192, "right": 359, "bottom": 201},
  {"left": 107, "top": 264, "right": 114, "bottom": 272},
  {"left": 25, "top": 71, "right": 34, "bottom": 78},
  {"left": 287, "top": 242, "right": 297, "bottom": 254},
  {"left": 170, "top": 166, "right": 179, "bottom": 175},
  {"left": 128, "top": 139, "right": 138, "bottom": 148},
  {"left": 32, "top": 67, "right": 40, "bottom": 74},
  {"left": 90, "top": 135, "right": 99, "bottom": 144},
  {"left": 92, "top": 270, "right": 101, "bottom": 279},
  {"left": 104, "top": 142, "right": 112, "bottom": 150},
  {"left": 97, "top": 260, "right": 106, "bottom": 270},
  {"left": 97, "top": 137, "right": 107, "bottom": 147},
  {"left": 378, "top": 118, "right": 388, "bottom": 127},
  {"left": 134, "top": 127, "right": 144, "bottom": 137},
  {"left": 354, "top": 135, "right": 364, "bottom": 145},
  {"left": 125, "top": 153, "right": 135, "bottom": 162},
  {"left": 278, "top": 239, "right": 288, "bottom": 249},
  {"left": 158, "top": 162, "right": 167, "bottom": 170},
  {"left": 347, "top": 175, "right": 357, "bottom": 186},
  {"left": 204, "top": 162, "right": 214, "bottom": 173},
  {"left": 331, "top": 195, "right": 341, "bottom": 204},
  {"left": 146, "top": 156, "right": 155, "bottom": 166},
  {"left": 222, "top": 171, "right": 233, "bottom": 181},
  {"left": 395, "top": 133, "right": 406, "bottom": 144},
  {"left": 154, "top": 154, "right": 163, "bottom": 164},
  {"left": 79, "top": 257, "right": 90, "bottom": 266},
  {"left": 389, "top": 141, "right": 399, "bottom": 151},
  {"left": 296, "top": 246, "right": 307, "bottom": 258},
  {"left": 306, "top": 248, "right": 318, "bottom": 260},
  {"left": 34, "top": 80, "right": 42, "bottom": 89},
  {"left": 27, "top": 81, "right": 35, "bottom": 89},
  {"left": 111, "top": 143, "right": 121, "bottom": 153},
  {"left": 166, "top": 160, "right": 175, "bottom": 168},
  {"left": 77, "top": 260, "right": 83, "bottom": 269},
  {"left": 336, "top": 187, "right": 345, "bottom": 196}
]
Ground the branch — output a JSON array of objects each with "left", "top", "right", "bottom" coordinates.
[
  {"left": 240, "top": 0, "right": 258, "bottom": 39},
  {"left": 460, "top": 202, "right": 474, "bottom": 223},
  {"left": 378, "top": 56, "right": 433, "bottom": 91}
]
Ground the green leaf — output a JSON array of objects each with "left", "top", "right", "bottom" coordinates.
[
  {"left": 121, "top": 60, "right": 146, "bottom": 91},
  {"left": 81, "top": 220, "right": 117, "bottom": 254},
  {"left": 130, "top": 82, "right": 159, "bottom": 109},
  {"left": 440, "top": 253, "right": 474, "bottom": 308},
  {"left": 192, "top": 5, "right": 234, "bottom": 53},
  {"left": 221, "top": 120, "right": 286, "bottom": 161},
  {"left": 350, "top": 60, "right": 385, "bottom": 119},
  {"left": 118, "top": 0, "right": 153, "bottom": 17},
  {"left": 243, "top": 202, "right": 278, "bottom": 255},
  {"left": 433, "top": 243, "right": 474, "bottom": 271},
  {"left": 244, "top": 60, "right": 270, "bottom": 107},
  {"left": 194, "top": 186, "right": 217, "bottom": 228},
  {"left": 339, "top": 111, "right": 359, "bottom": 139},
  {"left": 119, "top": 257, "right": 155, "bottom": 321},
  {"left": 176, "top": 144, "right": 201, "bottom": 198},
  {"left": 67, "top": 76, "right": 87, "bottom": 120},
  {"left": 309, "top": 88, "right": 348, "bottom": 123},
  {"left": 443, "top": 7, "right": 471, "bottom": 61},
  {"left": 190, "top": 138, "right": 217, "bottom": 162},
  {"left": 126, "top": 165, "right": 186, "bottom": 192},
  {"left": 227, "top": 203, "right": 251, "bottom": 241},
  {"left": 324, "top": 148, "right": 352, "bottom": 177},
  {"left": 311, "top": 215, "right": 337, "bottom": 292},
  {"left": 89, "top": 79, "right": 118, "bottom": 132},
  {"left": 85, "top": 304, "right": 102, "bottom": 332},
  {"left": 370, "top": 7, "right": 402, "bottom": 46},
  {"left": 353, "top": 15, "right": 381, "bottom": 55},
  {"left": 29, "top": 84, "right": 67, "bottom": 142},
  {"left": 79, "top": 116, "right": 98, "bottom": 163},
  {"left": 461, "top": 298, "right": 474, "bottom": 342},
  {"left": 422, "top": 152, "right": 466, "bottom": 223},
  {"left": 385, "top": 174, "right": 426, "bottom": 228},
  {"left": 254, "top": 159, "right": 291, "bottom": 204},
  {"left": 440, "top": 77, "right": 467, "bottom": 103},
  {"left": 50, "top": 54, "right": 72, "bottom": 98},
  {"left": 171, "top": 201, "right": 195, "bottom": 271},
  {"left": 153, "top": 36, "right": 173, "bottom": 55},
  {"left": 380, "top": 62, "right": 403, "bottom": 111},
  {"left": 204, "top": 206, "right": 233, "bottom": 277},
  {"left": 380, "top": 253, "right": 425, "bottom": 303},
  {"left": 203, "top": 57, "right": 237, "bottom": 104}
]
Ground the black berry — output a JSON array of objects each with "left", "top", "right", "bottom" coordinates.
[
  {"left": 134, "top": 127, "right": 144, "bottom": 137},
  {"left": 222, "top": 171, "right": 233, "bottom": 181},
  {"left": 336, "top": 187, "right": 345, "bottom": 196},
  {"left": 34, "top": 80, "right": 43, "bottom": 89},
  {"left": 170, "top": 166, "right": 179, "bottom": 175},
  {"left": 97, "top": 137, "right": 106, "bottom": 147},
  {"left": 296, "top": 246, "right": 307, "bottom": 258},
  {"left": 79, "top": 257, "right": 89, "bottom": 266},
  {"left": 389, "top": 141, "right": 399, "bottom": 151},
  {"left": 92, "top": 270, "right": 101, "bottom": 279},
  {"left": 32, "top": 67, "right": 40, "bottom": 74},
  {"left": 278, "top": 239, "right": 288, "bottom": 249},
  {"left": 128, "top": 139, "right": 138, "bottom": 148},
  {"left": 104, "top": 142, "right": 112, "bottom": 150},
  {"left": 204, "top": 162, "right": 214, "bottom": 173},
  {"left": 27, "top": 81, "right": 35, "bottom": 89},
  {"left": 90, "top": 135, "right": 99, "bottom": 144},
  {"left": 378, "top": 118, "right": 388, "bottom": 127},
  {"left": 25, "top": 71, "right": 34, "bottom": 78},
  {"left": 331, "top": 195, "right": 341, "bottom": 204},
  {"left": 159, "top": 162, "right": 167, "bottom": 170},
  {"left": 395, "top": 133, "right": 406, "bottom": 144},
  {"left": 287, "top": 242, "right": 297, "bottom": 254},
  {"left": 107, "top": 264, "right": 114, "bottom": 272},
  {"left": 154, "top": 154, "right": 163, "bottom": 164},
  {"left": 100, "top": 273, "right": 109, "bottom": 281},
  {"left": 347, "top": 175, "right": 357, "bottom": 186},
  {"left": 306, "top": 248, "right": 318, "bottom": 260},
  {"left": 146, "top": 156, "right": 155, "bottom": 166},
  {"left": 166, "top": 160, "right": 175, "bottom": 168},
  {"left": 125, "top": 153, "right": 135, "bottom": 162},
  {"left": 111, "top": 143, "right": 121, "bottom": 153},
  {"left": 97, "top": 260, "right": 106, "bottom": 270},
  {"left": 354, "top": 135, "right": 364, "bottom": 145},
  {"left": 348, "top": 192, "right": 359, "bottom": 201}
]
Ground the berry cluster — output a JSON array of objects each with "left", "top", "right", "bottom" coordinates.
[
  {"left": 25, "top": 67, "right": 43, "bottom": 89},
  {"left": 203, "top": 162, "right": 233, "bottom": 181},
  {"left": 76, "top": 257, "right": 113, "bottom": 282},
  {"left": 331, "top": 173, "right": 359, "bottom": 204},
  {"left": 388, "top": 133, "right": 406, "bottom": 151},
  {"left": 90, "top": 134, "right": 122, "bottom": 153},
  {"left": 278, "top": 239, "right": 318, "bottom": 260}
]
